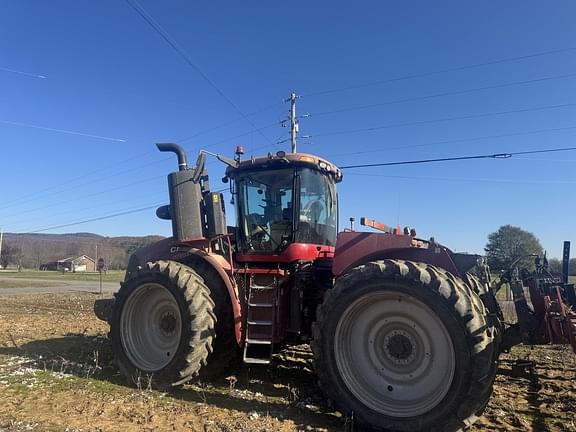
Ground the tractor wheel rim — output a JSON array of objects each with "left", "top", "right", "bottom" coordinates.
[
  {"left": 334, "top": 290, "right": 455, "bottom": 417},
  {"left": 120, "top": 283, "right": 182, "bottom": 372}
]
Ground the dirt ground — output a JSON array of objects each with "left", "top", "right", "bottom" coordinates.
[{"left": 0, "top": 293, "right": 574, "bottom": 432}]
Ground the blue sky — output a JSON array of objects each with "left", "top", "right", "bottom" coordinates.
[{"left": 1, "top": 1, "right": 575, "bottom": 257}]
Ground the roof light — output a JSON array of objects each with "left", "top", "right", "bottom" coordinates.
[{"left": 299, "top": 155, "right": 315, "bottom": 163}]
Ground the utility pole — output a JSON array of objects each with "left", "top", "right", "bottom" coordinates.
[
  {"left": 0, "top": 228, "right": 3, "bottom": 268},
  {"left": 289, "top": 92, "right": 298, "bottom": 153},
  {"left": 281, "top": 92, "right": 308, "bottom": 152},
  {"left": 95, "top": 244, "right": 98, "bottom": 273}
]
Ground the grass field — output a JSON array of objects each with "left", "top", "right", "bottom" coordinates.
[{"left": 0, "top": 270, "right": 125, "bottom": 283}]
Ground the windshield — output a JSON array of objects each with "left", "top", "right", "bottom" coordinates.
[{"left": 237, "top": 167, "right": 337, "bottom": 254}]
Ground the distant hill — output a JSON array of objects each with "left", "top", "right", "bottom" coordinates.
[{"left": 1, "top": 232, "right": 165, "bottom": 270}]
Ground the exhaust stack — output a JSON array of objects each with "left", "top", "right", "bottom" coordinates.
[{"left": 157, "top": 143, "right": 189, "bottom": 171}]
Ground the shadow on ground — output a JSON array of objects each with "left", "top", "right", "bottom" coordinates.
[{"left": 0, "top": 334, "right": 344, "bottom": 431}]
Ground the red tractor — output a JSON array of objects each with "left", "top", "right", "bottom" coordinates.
[{"left": 95, "top": 143, "right": 576, "bottom": 431}]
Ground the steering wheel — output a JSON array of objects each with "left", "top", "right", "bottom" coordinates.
[{"left": 302, "top": 199, "right": 324, "bottom": 223}]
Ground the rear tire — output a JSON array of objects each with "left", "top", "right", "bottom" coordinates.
[
  {"left": 109, "top": 260, "right": 216, "bottom": 388},
  {"left": 311, "top": 259, "right": 496, "bottom": 432}
]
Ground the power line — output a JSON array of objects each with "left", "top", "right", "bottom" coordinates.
[
  {"left": 313, "top": 102, "right": 576, "bottom": 138},
  {"left": 311, "top": 72, "right": 576, "bottom": 118},
  {"left": 24, "top": 204, "right": 161, "bottom": 234},
  {"left": 176, "top": 101, "right": 284, "bottom": 143},
  {"left": 16, "top": 188, "right": 229, "bottom": 234},
  {"left": 5, "top": 198, "right": 160, "bottom": 233},
  {"left": 339, "top": 146, "right": 576, "bottom": 169},
  {"left": 0, "top": 153, "right": 162, "bottom": 212},
  {"left": 0, "top": 159, "right": 233, "bottom": 227},
  {"left": 329, "top": 125, "right": 576, "bottom": 158},
  {"left": 303, "top": 47, "right": 576, "bottom": 97},
  {"left": 196, "top": 121, "right": 279, "bottom": 149},
  {"left": 0, "top": 162, "right": 168, "bottom": 213},
  {"left": 1, "top": 188, "right": 167, "bottom": 231},
  {"left": 125, "top": 0, "right": 272, "bottom": 145},
  {"left": 346, "top": 172, "right": 576, "bottom": 185}
]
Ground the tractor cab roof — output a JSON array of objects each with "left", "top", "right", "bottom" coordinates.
[{"left": 225, "top": 151, "right": 343, "bottom": 183}]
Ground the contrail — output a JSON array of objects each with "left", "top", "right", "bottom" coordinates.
[
  {"left": 0, "top": 66, "right": 46, "bottom": 79},
  {"left": 0, "top": 120, "right": 126, "bottom": 142}
]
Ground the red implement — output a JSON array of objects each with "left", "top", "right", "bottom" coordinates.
[{"left": 543, "top": 286, "right": 576, "bottom": 353}]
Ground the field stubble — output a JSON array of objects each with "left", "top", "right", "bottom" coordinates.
[{"left": 0, "top": 293, "right": 574, "bottom": 432}]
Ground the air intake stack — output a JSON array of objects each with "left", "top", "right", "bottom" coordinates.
[{"left": 156, "top": 143, "right": 205, "bottom": 241}]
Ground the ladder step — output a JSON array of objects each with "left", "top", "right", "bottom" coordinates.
[
  {"left": 247, "top": 320, "right": 273, "bottom": 326},
  {"left": 250, "top": 285, "right": 275, "bottom": 291},
  {"left": 246, "top": 339, "right": 272, "bottom": 345},
  {"left": 248, "top": 302, "right": 274, "bottom": 307},
  {"left": 243, "top": 357, "right": 271, "bottom": 365},
  {"left": 243, "top": 339, "right": 274, "bottom": 364}
]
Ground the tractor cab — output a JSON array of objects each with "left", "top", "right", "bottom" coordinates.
[{"left": 225, "top": 152, "right": 342, "bottom": 261}]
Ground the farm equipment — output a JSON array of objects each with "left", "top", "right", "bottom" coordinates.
[
  {"left": 495, "top": 249, "right": 576, "bottom": 354},
  {"left": 94, "top": 141, "right": 576, "bottom": 431}
]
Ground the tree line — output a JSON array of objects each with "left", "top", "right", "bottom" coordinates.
[{"left": 0, "top": 233, "right": 163, "bottom": 270}]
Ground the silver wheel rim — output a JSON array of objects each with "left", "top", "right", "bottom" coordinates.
[
  {"left": 120, "top": 283, "right": 182, "bottom": 372},
  {"left": 334, "top": 290, "right": 455, "bottom": 417}
]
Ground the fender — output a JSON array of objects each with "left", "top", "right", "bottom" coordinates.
[
  {"left": 332, "top": 231, "right": 460, "bottom": 278},
  {"left": 184, "top": 248, "right": 243, "bottom": 345}
]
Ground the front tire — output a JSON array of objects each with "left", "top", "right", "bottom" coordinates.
[
  {"left": 311, "top": 259, "right": 496, "bottom": 432},
  {"left": 109, "top": 260, "right": 216, "bottom": 388}
]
